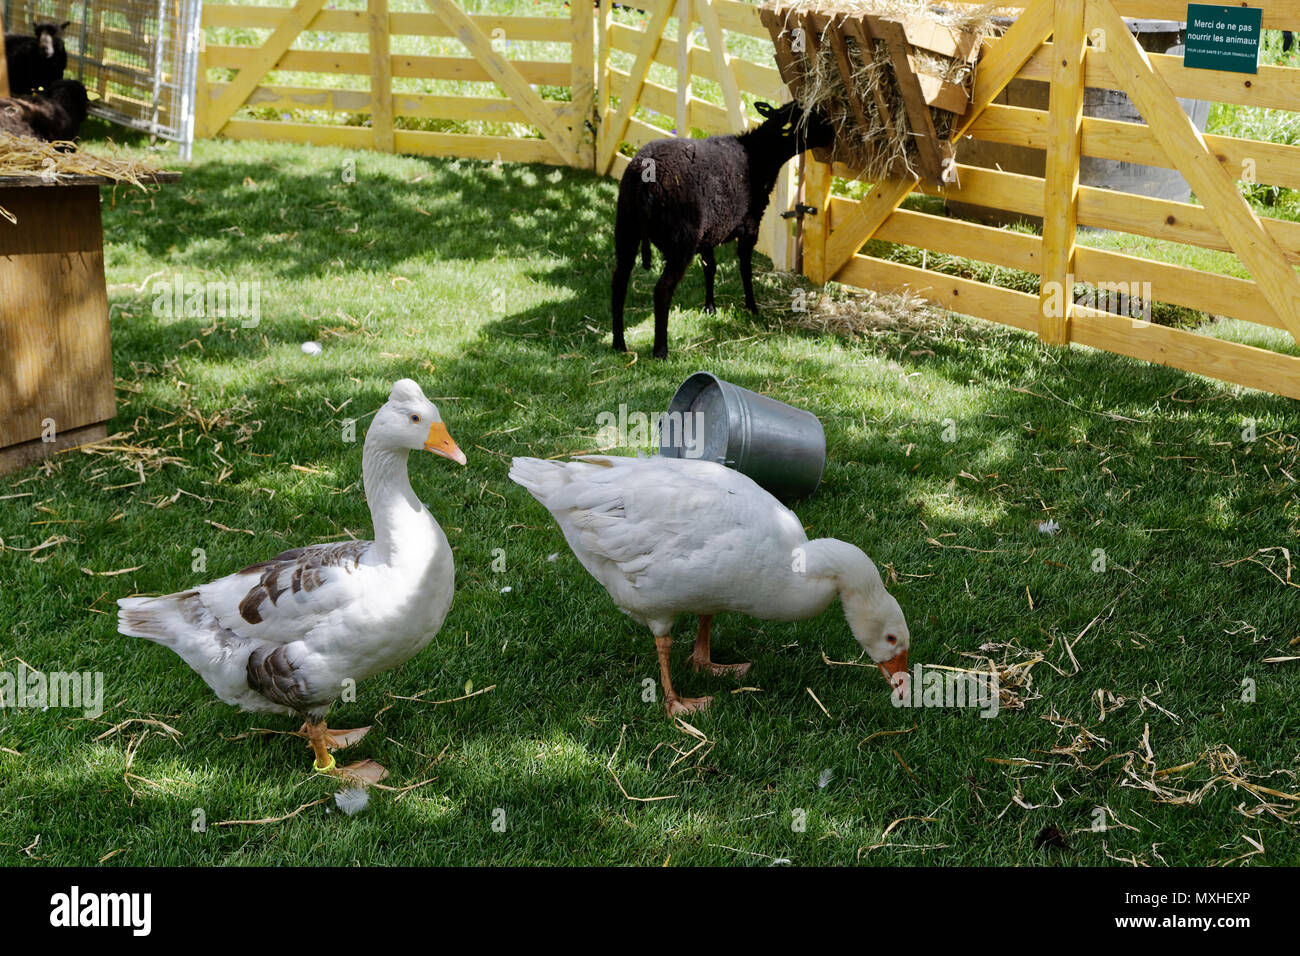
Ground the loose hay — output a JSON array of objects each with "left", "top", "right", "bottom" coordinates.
[
  {"left": 766, "top": 1, "right": 1001, "bottom": 179},
  {"left": 0, "top": 132, "right": 162, "bottom": 223}
]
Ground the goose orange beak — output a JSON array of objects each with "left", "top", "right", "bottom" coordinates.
[
  {"left": 878, "top": 649, "right": 908, "bottom": 683},
  {"left": 424, "top": 421, "right": 467, "bottom": 465}
]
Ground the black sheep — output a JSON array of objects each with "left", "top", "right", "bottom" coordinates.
[
  {"left": 611, "top": 100, "right": 835, "bottom": 358},
  {"left": 0, "top": 79, "right": 89, "bottom": 143},
  {"left": 4, "top": 21, "right": 70, "bottom": 95}
]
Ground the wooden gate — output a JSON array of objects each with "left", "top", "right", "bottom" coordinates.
[{"left": 802, "top": 0, "right": 1300, "bottom": 398}]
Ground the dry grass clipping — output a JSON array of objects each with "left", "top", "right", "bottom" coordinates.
[
  {"left": 0, "top": 132, "right": 162, "bottom": 223},
  {"left": 775, "top": 1, "right": 1002, "bottom": 179}
]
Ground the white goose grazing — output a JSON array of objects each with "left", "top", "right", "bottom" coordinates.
[
  {"left": 509, "top": 454, "right": 909, "bottom": 716},
  {"left": 118, "top": 379, "right": 466, "bottom": 778}
]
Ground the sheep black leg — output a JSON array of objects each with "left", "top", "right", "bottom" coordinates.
[
  {"left": 738, "top": 236, "right": 759, "bottom": 314},
  {"left": 652, "top": 251, "right": 691, "bottom": 359},
  {"left": 700, "top": 247, "right": 717, "bottom": 314},
  {"left": 611, "top": 224, "right": 640, "bottom": 353}
]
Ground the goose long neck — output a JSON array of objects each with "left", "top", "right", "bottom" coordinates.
[
  {"left": 804, "top": 538, "right": 886, "bottom": 605},
  {"left": 362, "top": 437, "right": 426, "bottom": 564}
]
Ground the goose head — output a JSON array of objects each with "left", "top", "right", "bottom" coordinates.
[
  {"left": 846, "top": 587, "right": 909, "bottom": 684},
  {"left": 823, "top": 541, "right": 910, "bottom": 683},
  {"left": 371, "top": 378, "right": 467, "bottom": 464}
]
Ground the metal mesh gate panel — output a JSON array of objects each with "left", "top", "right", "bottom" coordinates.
[{"left": 3, "top": 0, "right": 200, "bottom": 151}]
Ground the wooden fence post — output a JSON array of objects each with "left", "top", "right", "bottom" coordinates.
[
  {"left": 1038, "top": 0, "right": 1085, "bottom": 345},
  {"left": 677, "top": 0, "right": 692, "bottom": 136},
  {"left": 801, "top": 154, "right": 832, "bottom": 284},
  {"left": 571, "top": 0, "right": 596, "bottom": 168},
  {"left": 369, "top": 0, "right": 394, "bottom": 153}
]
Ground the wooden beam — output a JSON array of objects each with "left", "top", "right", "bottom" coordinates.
[
  {"left": 678, "top": 0, "right": 692, "bottom": 136},
  {"left": 205, "top": 0, "right": 330, "bottom": 135},
  {"left": 425, "top": 0, "right": 573, "bottom": 161},
  {"left": 0, "top": 10, "right": 9, "bottom": 98},
  {"left": 875, "top": 16, "right": 946, "bottom": 183},
  {"left": 842, "top": 16, "right": 896, "bottom": 142},
  {"left": 571, "top": 0, "right": 596, "bottom": 167},
  {"left": 1088, "top": 0, "right": 1300, "bottom": 343},
  {"left": 597, "top": 0, "right": 677, "bottom": 174},
  {"left": 1038, "top": 0, "right": 1085, "bottom": 345},
  {"left": 369, "top": 0, "right": 394, "bottom": 152},
  {"left": 955, "top": 0, "right": 1054, "bottom": 139},
  {"left": 802, "top": 149, "right": 833, "bottom": 283},
  {"left": 695, "top": 0, "right": 746, "bottom": 131}
]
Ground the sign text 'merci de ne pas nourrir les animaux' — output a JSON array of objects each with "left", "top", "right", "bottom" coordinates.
[{"left": 1184, "top": 4, "right": 1263, "bottom": 74}]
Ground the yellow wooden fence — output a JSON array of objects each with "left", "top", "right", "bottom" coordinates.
[
  {"left": 196, "top": 0, "right": 1300, "bottom": 398},
  {"left": 806, "top": 0, "right": 1300, "bottom": 398}
]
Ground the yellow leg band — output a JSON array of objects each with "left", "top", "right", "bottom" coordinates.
[{"left": 313, "top": 753, "right": 336, "bottom": 773}]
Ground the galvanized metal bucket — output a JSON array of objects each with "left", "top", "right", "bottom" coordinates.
[{"left": 658, "top": 371, "right": 826, "bottom": 500}]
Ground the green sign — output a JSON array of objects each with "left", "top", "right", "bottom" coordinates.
[{"left": 1184, "top": 5, "right": 1263, "bottom": 74}]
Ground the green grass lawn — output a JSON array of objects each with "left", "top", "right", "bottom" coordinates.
[{"left": 1, "top": 124, "right": 1298, "bottom": 866}]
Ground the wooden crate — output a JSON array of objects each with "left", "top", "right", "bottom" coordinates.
[{"left": 0, "top": 173, "right": 180, "bottom": 474}]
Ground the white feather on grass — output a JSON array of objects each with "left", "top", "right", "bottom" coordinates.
[{"left": 334, "top": 787, "right": 370, "bottom": 816}]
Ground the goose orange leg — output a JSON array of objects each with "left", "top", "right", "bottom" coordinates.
[
  {"left": 688, "top": 615, "right": 751, "bottom": 679},
  {"left": 298, "top": 721, "right": 386, "bottom": 783},
  {"left": 655, "top": 634, "right": 713, "bottom": 716}
]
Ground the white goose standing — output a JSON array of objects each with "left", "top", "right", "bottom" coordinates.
[
  {"left": 118, "top": 379, "right": 466, "bottom": 778},
  {"left": 509, "top": 454, "right": 910, "bottom": 715}
]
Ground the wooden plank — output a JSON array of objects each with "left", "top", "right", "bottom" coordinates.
[
  {"left": 205, "top": 0, "right": 330, "bottom": 135},
  {"left": 840, "top": 250, "right": 1300, "bottom": 399},
  {"left": 838, "top": 202, "right": 1282, "bottom": 331},
  {"left": 678, "top": 0, "right": 693, "bottom": 136},
  {"left": 695, "top": 0, "right": 746, "bottom": 131},
  {"left": 915, "top": 71, "right": 970, "bottom": 114},
  {"left": 915, "top": 162, "right": 1300, "bottom": 263},
  {"left": 890, "top": 14, "right": 980, "bottom": 61},
  {"left": 875, "top": 16, "right": 946, "bottom": 183},
  {"left": 825, "top": 15, "right": 871, "bottom": 136},
  {"left": 1108, "top": 0, "right": 1300, "bottom": 29},
  {"left": 842, "top": 15, "right": 896, "bottom": 142},
  {"left": 716, "top": 0, "right": 775, "bottom": 39},
  {"left": 598, "top": 0, "right": 676, "bottom": 174},
  {"left": 208, "top": 82, "right": 557, "bottom": 125},
  {"left": 956, "top": 0, "right": 1054, "bottom": 139},
  {"left": 393, "top": 128, "right": 567, "bottom": 164},
  {"left": 1014, "top": 41, "right": 1300, "bottom": 116},
  {"left": 571, "top": 0, "right": 596, "bottom": 167},
  {"left": 0, "top": 9, "right": 9, "bottom": 98},
  {"left": 604, "top": 66, "right": 730, "bottom": 132},
  {"left": 0, "top": 186, "right": 114, "bottom": 449},
  {"left": 1071, "top": 306, "right": 1300, "bottom": 399},
  {"left": 760, "top": 5, "right": 805, "bottom": 98},
  {"left": 206, "top": 46, "right": 571, "bottom": 86},
  {"left": 838, "top": 253, "right": 1040, "bottom": 333},
  {"left": 823, "top": 178, "right": 916, "bottom": 282},
  {"left": 368, "top": 0, "right": 394, "bottom": 152},
  {"left": 1038, "top": 0, "right": 1085, "bottom": 345},
  {"left": 219, "top": 118, "right": 565, "bottom": 164},
  {"left": 203, "top": 6, "right": 572, "bottom": 42},
  {"left": 802, "top": 149, "right": 833, "bottom": 284},
  {"left": 1089, "top": 0, "right": 1300, "bottom": 343},
  {"left": 968, "top": 105, "right": 1300, "bottom": 192},
  {"left": 424, "top": 0, "right": 574, "bottom": 162}
]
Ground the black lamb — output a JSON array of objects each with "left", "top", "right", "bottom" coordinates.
[
  {"left": 611, "top": 100, "right": 834, "bottom": 358},
  {"left": 4, "top": 21, "right": 70, "bottom": 95},
  {"left": 0, "top": 79, "right": 90, "bottom": 143}
]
